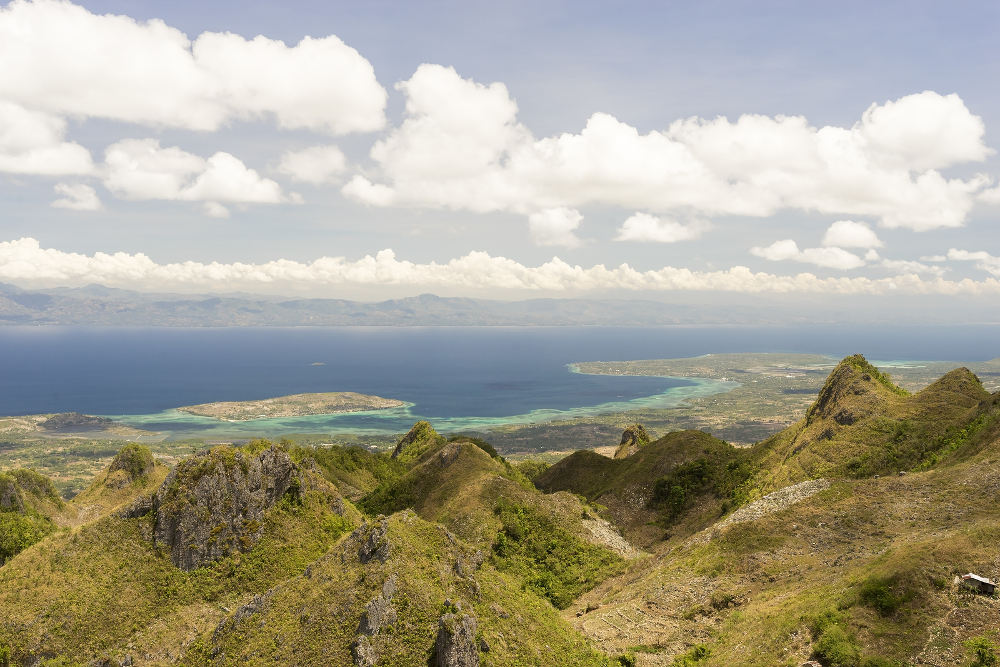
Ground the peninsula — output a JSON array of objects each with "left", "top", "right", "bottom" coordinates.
[{"left": 177, "top": 392, "right": 407, "bottom": 421}]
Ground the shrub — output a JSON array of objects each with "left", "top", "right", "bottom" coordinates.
[
  {"left": 857, "top": 574, "right": 914, "bottom": 617},
  {"left": 672, "top": 644, "right": 710, "bottom": 665},
  {"left": 965, "top": 635, "right": 998, "bottom": 667}
]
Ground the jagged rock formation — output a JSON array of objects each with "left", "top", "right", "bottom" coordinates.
[
  {"left": 613, "top": 423, "right": 650, "bottom": 459},
  {"left": 435, "top": 604, "right": 479, "bottom": 667},
  {"left": 351, "top": 576, "right": 398, "bottom": 666},
  {"left": 391, "top": 420, "right": 445, "bottom": 463},
  {"left": 353, "top": 516, "right": 391, "bottom": 564},
  {"left": 152, "top": 446, "right": 303, "bottom": 570}
]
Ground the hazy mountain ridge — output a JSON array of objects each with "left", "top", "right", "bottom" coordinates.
[
  {"left": 1, "top": 356, "right": 1000, "bottom": 665},
  {"left": 5, "top": 282, "right": 992, "bottom": 326}
]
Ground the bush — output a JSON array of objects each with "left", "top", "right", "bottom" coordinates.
[
  {"left": 965, "top": 635, "right": 998, "bottom": 667},
  {"left": 814, "top": 624, "right": 861, "bottom": 667},
  {"left": 672, "top": 644, "right": 710, "bottom": 665},
  {"left": 857, "top": 574, "right": 914, "bottom": 617}
]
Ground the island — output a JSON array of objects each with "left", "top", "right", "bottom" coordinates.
[{"left": 176, "top": 392, "right": 407, "bottom": 421}]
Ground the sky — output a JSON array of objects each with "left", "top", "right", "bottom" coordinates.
[{"left": 2, "top": 0, "right": 1000, "bottom": 303}]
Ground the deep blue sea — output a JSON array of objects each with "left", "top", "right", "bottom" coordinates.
[{"left": 1, "top": 325, "right": 997, "bottom": 437}]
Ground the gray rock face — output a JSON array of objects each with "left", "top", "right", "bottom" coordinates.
[
  {"left": 351, "top": 575, "right": 398, "bottom": 666},
  {"left": 355, "top": 517, "right": 390, "bottom": 564},
  {"left": 613, "top": 423, "right": 651, "bottom": 459},
  {"left": 435, "top": 610, "right": 479, "bottom": 667},
  {"left": 0, "top": 480, "right": 23, "bottom": 512},
  {"left": 357, "top": 575, "right": 397, "bottom": 636},
  {"left": 152, "top": 446, "right": 301, "bottom": 570}
]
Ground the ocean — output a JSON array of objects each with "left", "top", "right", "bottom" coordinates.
[{"left": 1, "top": 324, "right": 997, "bottom": 437}]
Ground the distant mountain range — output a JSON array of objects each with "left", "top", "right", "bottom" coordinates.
[
  {"left": 3, "top": 281, "right": 998, "bottom": 326},
  {"left": 0, "top": 282, "right": 770, "bottom": 326}
]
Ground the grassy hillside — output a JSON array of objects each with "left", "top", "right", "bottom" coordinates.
[
  {"left": 0, "top": 444, "right": 357, "bottom": 665},
  {"left": 202, "top": 511, "right": 614, "bottom": 665},
  {"left": 749, "top": 355, "right": 992, "bottom": 493},
  {"left": 566, "top": 447, "right": 1000, "bottom": 666},
  {"left": 362, "top": 434, "right": 631, "bottom": 609},
  {"left": 536, "top": 430, "right": 751, "bottom": 547}
]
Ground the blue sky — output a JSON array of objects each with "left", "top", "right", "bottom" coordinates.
[{"left": 1, "top": 0, "right": 999, "bottom": 300}]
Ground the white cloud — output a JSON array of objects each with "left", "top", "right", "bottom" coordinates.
[
  {"left": 879, "top": 258, "right": 946, "bottom": 277},
  {"left": 751, "top": 239, "right": 866, "bottom": 270},
  {"left": 182, "top": 152, "right": 285, "bottom": 203},
  {"left": 0, "top": 101, "right": 93, "bottom": 175},
  {"left": 277, "top": 145, "right": 348, "bottom": 185},
  {"left": 346, "top": 69, "right": 991, "bottom": 234},
  {"left": 615, "top": 213, "right": 706, "bottom": 243},
  {"left": 528, "top": 207, "right": 583, "bottom": 247},
  {"left": 864, "top": 249, "right": 880, "bottom": 261},
  {"left": 51, "top": 183, "right": 100, "bottom": 211},
  {"left": 947, "top": 248, "right": 1000, "bottom": 277},
  {"left": 0, "top": 0, "right": 386, "bottom": 134},
  {"left": 202, "top": 202, "right": 230, "bottom": 219},
  {"left": 821, "top": 220, "right": 883, "bottom": 248},
  {"left": 341, "top": 175, "right": 396, "bottom": 207},
  {"left": 6, "top": 237, "right": 1000, "bottom": 296},
  {"left": 857, "top": 91, "right": 993, "bottom": 171},
  {"left": 920, "top": 255, "right": 947, "bottom": 262},
  {"left": 102, "top": 138, "right": 287, "bottom": 208},
  {"left": 979, "top": 185, "right": 1000, "bottom": 205}
]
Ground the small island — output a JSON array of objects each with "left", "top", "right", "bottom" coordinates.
[{"left": 177, "top": 392, "right": 407, "bottom": 421}]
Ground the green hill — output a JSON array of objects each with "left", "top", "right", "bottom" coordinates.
[
  {"left": 749, "top": 355, "right": 992, "bottom": 493},
  {"left": 2, "top": 355, "right": 1000, "bottom": 665},
  {"left": 536, "top": 429, "right": 752, "bottom": 547}
]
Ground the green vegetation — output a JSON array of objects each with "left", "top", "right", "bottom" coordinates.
[
  {"left": 491, "top": 499, "right": 625, "bottom": 609},
  {"left": 856, "top": 573, "right": 916, "bottom": 617},
  {"left": 0, "top": 468, "right": 61, "bottom": 564},
  {"left": 0, "top": 511, "right": 55, "bottom": 565},
  {"left": 106, "top": 442, "right": 154, "bottom": 482},
  {"left": 965, "top": 634, "right": 998, "bottom": 667},
  {"left": 672, "top": 644, "right": 711, "bottom": 665}
]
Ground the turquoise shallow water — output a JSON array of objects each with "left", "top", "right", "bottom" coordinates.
[{"left": 107, "top": 375, "right": 738, "bottom": 439}]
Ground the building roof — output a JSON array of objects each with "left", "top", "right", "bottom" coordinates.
[{"left": 962, "top": 573, "right": 996, "bottom": 585}]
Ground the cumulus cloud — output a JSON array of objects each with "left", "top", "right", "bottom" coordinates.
[
  {"left": 528, "top": 208, "right": 583, "bottom": 247},
  {"left": 4, "top": 237, "right": 999, "bottom": 296},
  {"left": 0, "top": 0, "right": 386, "bottom": 134},
  {"left": 51, "top": 183, "right": 100, "bottom": 210},
  {"left": 277, "top": 145, "right": 348, "bottom": 185},
  {"left": 947, "top": 248, "right": 1000, "bottom": 277},
  {"left": 615, "top": 213, "right": 706, "bottom": 243},
  {"left": 345, "top": 67, "right": 991, "bottom": 234},
  {"left": 751, "top": 240, "right": 866, "bottom": 270},
  {"left": 0, "top": 101, "right": 93, "bottom": 175},
  {"left": 102, "top": 139, "right": 288, "bottom": 213},
  {"left": 821, "top": 220, "right": 883, "bottom": 248}
]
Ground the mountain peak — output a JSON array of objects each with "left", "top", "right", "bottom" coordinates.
[{"left": 806, "top": 354, "right": 905, "bottom": 426}]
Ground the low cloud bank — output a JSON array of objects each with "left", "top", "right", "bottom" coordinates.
[{"left": 3, "top": 237, "right": 1000, "bottom": 296}]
